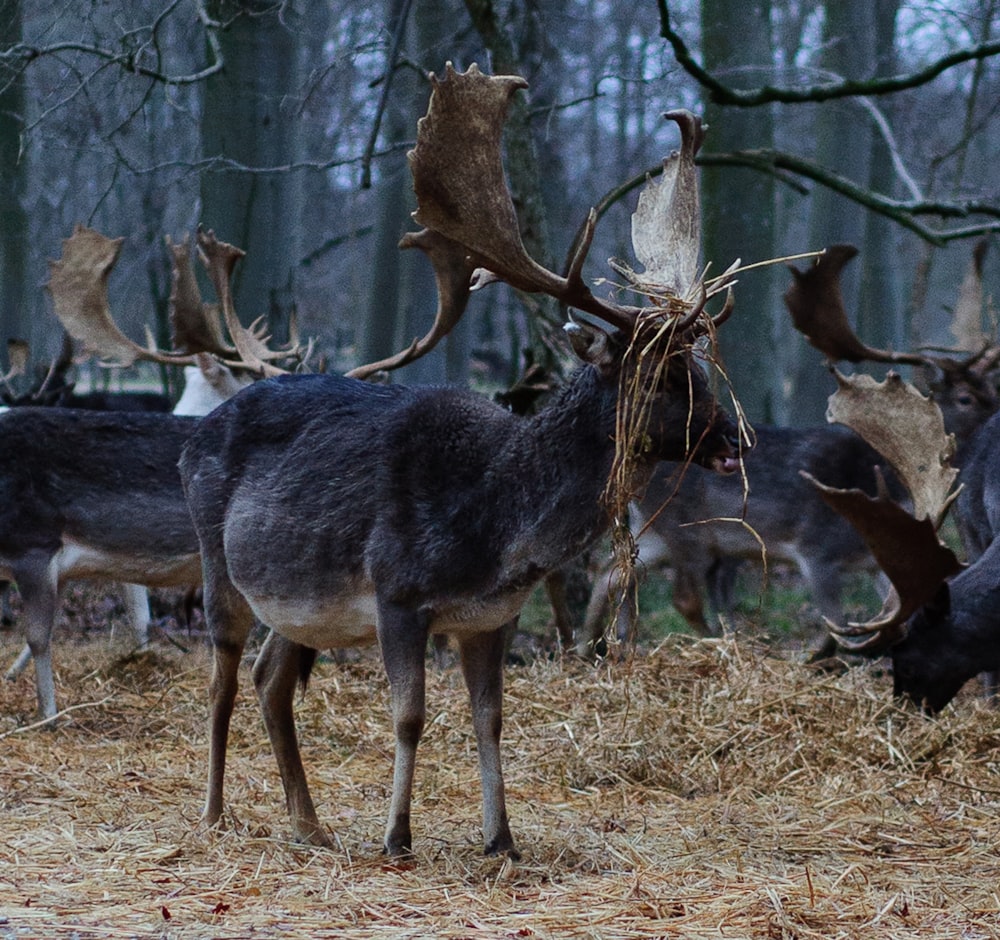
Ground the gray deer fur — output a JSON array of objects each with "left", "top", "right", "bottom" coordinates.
[
  {"left": 2, "top": 359, "right": 249, "bottom": 708},
  {"left": 884, "top": 409, "right": 1000, "bottom": 711},
  {"left": 0, "top": 408, "right": 202, "bottom": 720},
  {"left": 179, "top": 331, "right": 738, "bottom": 858}
]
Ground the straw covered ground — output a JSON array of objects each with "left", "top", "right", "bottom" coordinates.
[{"left": 2, "top": 589, "right": 999, "bottom": 939}]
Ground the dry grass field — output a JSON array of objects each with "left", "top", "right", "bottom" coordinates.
[{"left": 2, "top": 587, "right": 999, "bottom": 939}]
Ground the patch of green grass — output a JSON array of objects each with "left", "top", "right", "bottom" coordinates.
[{"left": 514, "top": 559, "right": 886, "bottom": 657}]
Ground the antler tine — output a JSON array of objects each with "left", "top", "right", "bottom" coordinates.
[
  {"left": 785, "top": 245, "right": 928, "bottom": 368},
  {"left": 827, "top": 614, "right": 908, "bottom": 653},
  {"left": 167, "top": 234, "right": 235, "bottom": 358},
  {"left": 48, "top": 225, "right": 196, "bottom": 368},
  {"left": 196, "top": 228, "right": 290, "bottom": 377},
  {"left": 974, "top": 343, "right": 1000, "bottom": 374},
  {"left": 673, "top": 283, "right": 707, "bottom": 332},
  {"left": 711, "top": 286, "right": 736, "bottom": 328},
  {"left": 346, "top": 229, "right": 477, "bottom": 380}
]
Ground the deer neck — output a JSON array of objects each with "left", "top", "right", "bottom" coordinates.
[{"left": 513, "top": 366, "right": 659, "bottom": 560}]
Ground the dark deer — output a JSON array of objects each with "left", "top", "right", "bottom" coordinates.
[
  {"left": 0, "top": 227, "right": 297, "bottom": 721},
  {"left": 801, "top": 370, "right": 986, "bottom": 712},
  {"left": 578, "top": 423, "right": 892, "bottom": 654},
  {"left": 179, "top": 64, "right": 741, "bottom": 859},
  {"left": 581, "top": 244, "right": 999, "bottom": 654}
]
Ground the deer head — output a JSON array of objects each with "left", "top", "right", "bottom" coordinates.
[
  {"left": 801, "top": 371, "right": 967, "bottom": 707},
  {"left": 785, "top": 243, "right": 1000, "bottom": 447}
]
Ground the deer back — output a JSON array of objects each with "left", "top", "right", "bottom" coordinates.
[{"left": 0, "top": 408, "right": 201, "bottom": 582}]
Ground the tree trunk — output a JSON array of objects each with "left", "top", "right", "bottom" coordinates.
[
  {"left": 700, "top": 0, "right": 778, "bottom": 424},
  {"left": 463, "top": 0, "right": 564, "bottom": 371},
  {"left": 0, "top": 0, "right": 29, "bottom": 383},
  {"left": 360, "top": 0, "right": 472, "bottom": 386},
  {"left": 201, "top": 0, "right": 302, "bottom": 345},
  {"left": 787, "top": 0, "right": 876, "bottom": 425},
  {"left": 858, "top": 0, "right": 903, "bottom": 353}
]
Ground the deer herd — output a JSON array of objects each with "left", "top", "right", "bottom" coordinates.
[{"left": 2, "top": 64, "right": 999, "bottom": 859}]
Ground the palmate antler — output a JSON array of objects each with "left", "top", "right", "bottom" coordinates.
[
  {"left": 47, "top": 224, "right": 306, "bottom": 378},
  {"left": 784, "top": 245, "right": 927, "bottom": 367},
  {"left": 785, "top": 242, "right": 1000, "bottom": 386},
  {"left": 376, "top": 63, "right": 734, "bottom": 353},
  {"left": 802, "top": 371, "right": 965, "bottom": 651}
]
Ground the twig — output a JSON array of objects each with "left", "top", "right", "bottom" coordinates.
[
  {"left": 0, "top": 696, "right": 114, "bottom": 739},
  {"left": 360, "top": 0, "right": 415, "bottom": 190},
  {"left": 657, "top": 0, "right": 1000, "bottom": 107}
]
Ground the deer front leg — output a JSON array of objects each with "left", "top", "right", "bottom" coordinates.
[
  {"left": 202, "top": 576, "right": 256, "bottom": 831},
  {"left": 458, "top": 623, "right": 519, "bottom": 859},
  {"left": 252, "top": 631, "right": 332, "bottom": 847},
  {"left": 376, "top": 597, "right": 429, "bottom": 857}
]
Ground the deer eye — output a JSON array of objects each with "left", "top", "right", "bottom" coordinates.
[{"left": 957, "top": 393, "right": 975, "bottom": 407}]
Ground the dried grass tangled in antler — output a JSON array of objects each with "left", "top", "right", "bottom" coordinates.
[
  {"left": 601, "top": 302, "right": 735, "bottom": 632},
  {"left": 599, "top": 255, "right": 820, "bottom": 646}
]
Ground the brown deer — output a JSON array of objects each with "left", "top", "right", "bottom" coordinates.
[{"left": 179, "top": 64, "right": 742, "bottom": 859}]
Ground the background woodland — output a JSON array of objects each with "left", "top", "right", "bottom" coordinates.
[{"left": 1, "top": 0, "right": 999, "bottom": 424}]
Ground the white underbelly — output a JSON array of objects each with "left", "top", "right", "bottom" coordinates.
[
  {"left": 19, "top": 539, "right": 202, "bottom": 587},
  {"left": 249, "top": 586, "right": 533, "bottom": 650},
  {"left": 249, "top": 592, "right": 380, "bottom": 649}
]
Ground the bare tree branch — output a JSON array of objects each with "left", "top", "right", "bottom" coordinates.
[
  {"left": 698, "top": 150, "right": 1000, "bottom": 245},
  {"left": 359, "top": 0, "right": 415, "bottom": 190},
  {"left": 657, "top": 0, "right": 1000, "bottom": 107},
  {"left": 562, "top": 147, "right": 1000, "bottom": 256},
  {"left": 1, "top": 0, "right": 223, "bottom": 86}
]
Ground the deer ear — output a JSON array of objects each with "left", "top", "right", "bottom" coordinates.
[{"left": 564, "top": 321, "right": 616, "bottom": 368}]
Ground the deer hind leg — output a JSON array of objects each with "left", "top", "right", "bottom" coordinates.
[
  {"left": 457, "top": 624, "right": 518, "bottom": 859},
  {"left": 6, "top": 552, "right": 60, "bottom": 721},
  {"left": 376, "top": 597, "right": 429, "bottom": 856},
  {"left": 201, "top": 573, "right": 256, "bottom": 831},
  {"left": 252, "top": 631, "right": 332, "bottom": 847},
  {"left": 672, "top": 565, "right": 712, "bottom": 636}
]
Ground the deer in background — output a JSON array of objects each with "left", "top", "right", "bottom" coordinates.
[
  {"left": 0, "top": 227, "right": 294, "bottom": 721},
  {"left": 2, "top": 352, "right": 250, "bottom": 682},
  {"left": 580, "top": 243, "right": 1000, "bottom": 656},
  {"left": 802, "top": 370, "right": 993, "bottom": 712},
  {"left": 180, "top": 64, "right": 741, "bottom": 859}
]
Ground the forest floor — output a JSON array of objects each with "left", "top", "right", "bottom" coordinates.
[{"left": 1, "top": 583, "right": 999, "bottom": 939}]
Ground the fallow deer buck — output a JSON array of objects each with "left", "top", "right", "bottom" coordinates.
[
  {"left": 580, "top": 243, "right": 1000, "bottom": 656},
  {"left": 0, "top": 226, "right": 293, "bottom": 722},
  {"left": 179, "top": 64, "right": 741, "bottom": 859},
  {"left": 1, "top": 350, "right": 250, "bottom": 685},
  {"left": 799, "top": 370, "right": 990, "bottom": 712}
]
